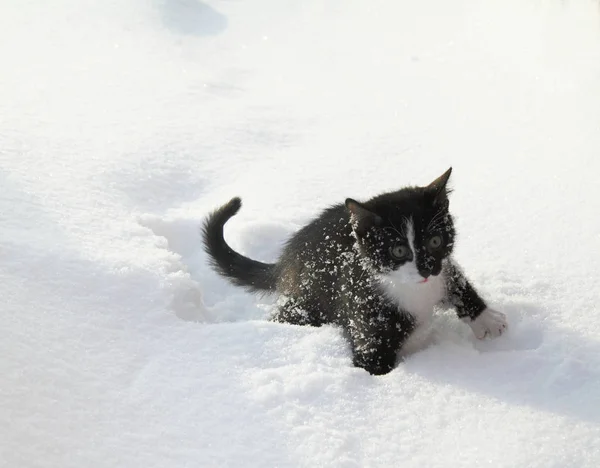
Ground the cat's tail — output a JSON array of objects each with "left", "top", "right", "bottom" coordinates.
[{"left": 202, "top": 197, "right": 277, "bottom": 293}]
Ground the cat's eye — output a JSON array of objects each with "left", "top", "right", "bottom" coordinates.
[
  {"left": 428, "top": 235, "right": 443, "bottom": 250},
  {"left": 389, "top": 244, "right": 411, "bottom": 261}
]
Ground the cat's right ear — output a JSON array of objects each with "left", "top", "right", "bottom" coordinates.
[
  {"left": 345, "top": 198, "right": 382, "bottom": 237},
  {"left": 426, "top": 167, "right": 453, "bottom": 207}
]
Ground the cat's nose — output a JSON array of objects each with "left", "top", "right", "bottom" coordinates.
[{"left": 419, "top": 269, "right": 431, "bottom": 279}]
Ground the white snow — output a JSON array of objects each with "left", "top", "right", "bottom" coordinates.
[{"left": 2, "top": 0, "right": 600, "bottom": 466}]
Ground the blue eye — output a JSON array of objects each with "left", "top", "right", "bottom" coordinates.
[{"left": 389, "top": 244, "right": 410, "bottom": 261}]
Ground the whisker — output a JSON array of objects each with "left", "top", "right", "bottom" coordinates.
[
  {"left": 427, "top": 220, "right": 447, "bottom": 233},
  {"left": 427, "top": 210, "right": 447, "bottom": 231}
]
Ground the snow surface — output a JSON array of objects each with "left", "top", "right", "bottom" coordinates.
[{"left": 2, "top": 0, "right": 600, "bottom": 466}]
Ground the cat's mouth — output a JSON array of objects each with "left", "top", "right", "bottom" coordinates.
[{"left": 419, "top": 278, "right": 429, "bottom": 284}]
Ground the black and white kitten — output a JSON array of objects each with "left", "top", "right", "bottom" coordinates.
[{"left": 203, "top": 168, "right": 507, "bottom": 375}]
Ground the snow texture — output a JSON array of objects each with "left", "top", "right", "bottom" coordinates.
[{"left": 2, "top": 0, "right": 600, "bottom": 466}]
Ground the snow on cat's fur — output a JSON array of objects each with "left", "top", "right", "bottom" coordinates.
[{"left": 203, "top": 168, "right": 507, "bottom": 374}]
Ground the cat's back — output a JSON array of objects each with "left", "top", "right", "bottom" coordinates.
[
  {"left": 282, "top": 203, "right": 352, "bottom": 255},
  {"left": 275, "top": 204, "right": 354, "bottom": 289}
]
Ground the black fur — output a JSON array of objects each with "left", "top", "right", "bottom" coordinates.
[
  {"left": 202, "top": 197, "right": 276, "bottom": 292},
  {"left": 203, "top": 169, "right": 491, "bottom": 375}
]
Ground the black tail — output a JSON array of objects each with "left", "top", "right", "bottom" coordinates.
[{"left": 202, "top": 197, "right": 277, "bottom": 293}]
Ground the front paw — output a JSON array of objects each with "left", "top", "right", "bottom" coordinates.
[{"left": 464, "top": 308, "right": 508, "bottom": 340}]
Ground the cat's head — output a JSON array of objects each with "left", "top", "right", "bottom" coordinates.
[{"left": 346, "top": 168, "right": 455, "bottom": 284}]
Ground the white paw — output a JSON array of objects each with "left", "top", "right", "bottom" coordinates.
[{"left": 463, "top": 308, "right": 508, "bottom": 340}]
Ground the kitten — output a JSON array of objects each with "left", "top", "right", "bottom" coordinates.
[{"left": 203, "top": 168, "right": 507, "bottom": 375}]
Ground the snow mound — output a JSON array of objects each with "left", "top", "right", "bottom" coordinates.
[{"left": 2, "top": 0, "right": 600, "bottom": 466}]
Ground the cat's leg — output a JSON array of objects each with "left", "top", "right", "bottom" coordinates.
[
  {"left": 271, "top": 296, "right": 325, "bottom": 327},
  {"left": 444, "top": 260, "right": 507, "bottom": 339},
  {"left": 346, "top": 304, "right": 416, "bottom": 375}
]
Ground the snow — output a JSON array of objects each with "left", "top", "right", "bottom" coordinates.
[{"left": 2, "top": 0, "right": 600, "bottom": 466}]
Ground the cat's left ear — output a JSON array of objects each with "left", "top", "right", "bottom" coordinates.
[
  {"left": 345, "top": 198, "right": 382, "bottom": 237},
  {"left": 426, "top": 167, "right": 453, "bottom": 206}
]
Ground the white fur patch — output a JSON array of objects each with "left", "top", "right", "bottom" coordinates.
[
  {"left": 379, "top": 271, "right": 445, "bottom": 325},
  {"left": 384, "top": 217, "right": 422, "bottom": 284},
  {"left": 463, "top": 308, "right": 508, "bottom": 339},
  {"left": 379, "top": 273, "right": 445, "bottom": 358},
  {"left": 378, "top": 218, "right": 445, "bottom": 325}
]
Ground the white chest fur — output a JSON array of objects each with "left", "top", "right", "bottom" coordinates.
[{"left": 378, "top": 271, "right": 446, "bottom": 324}]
